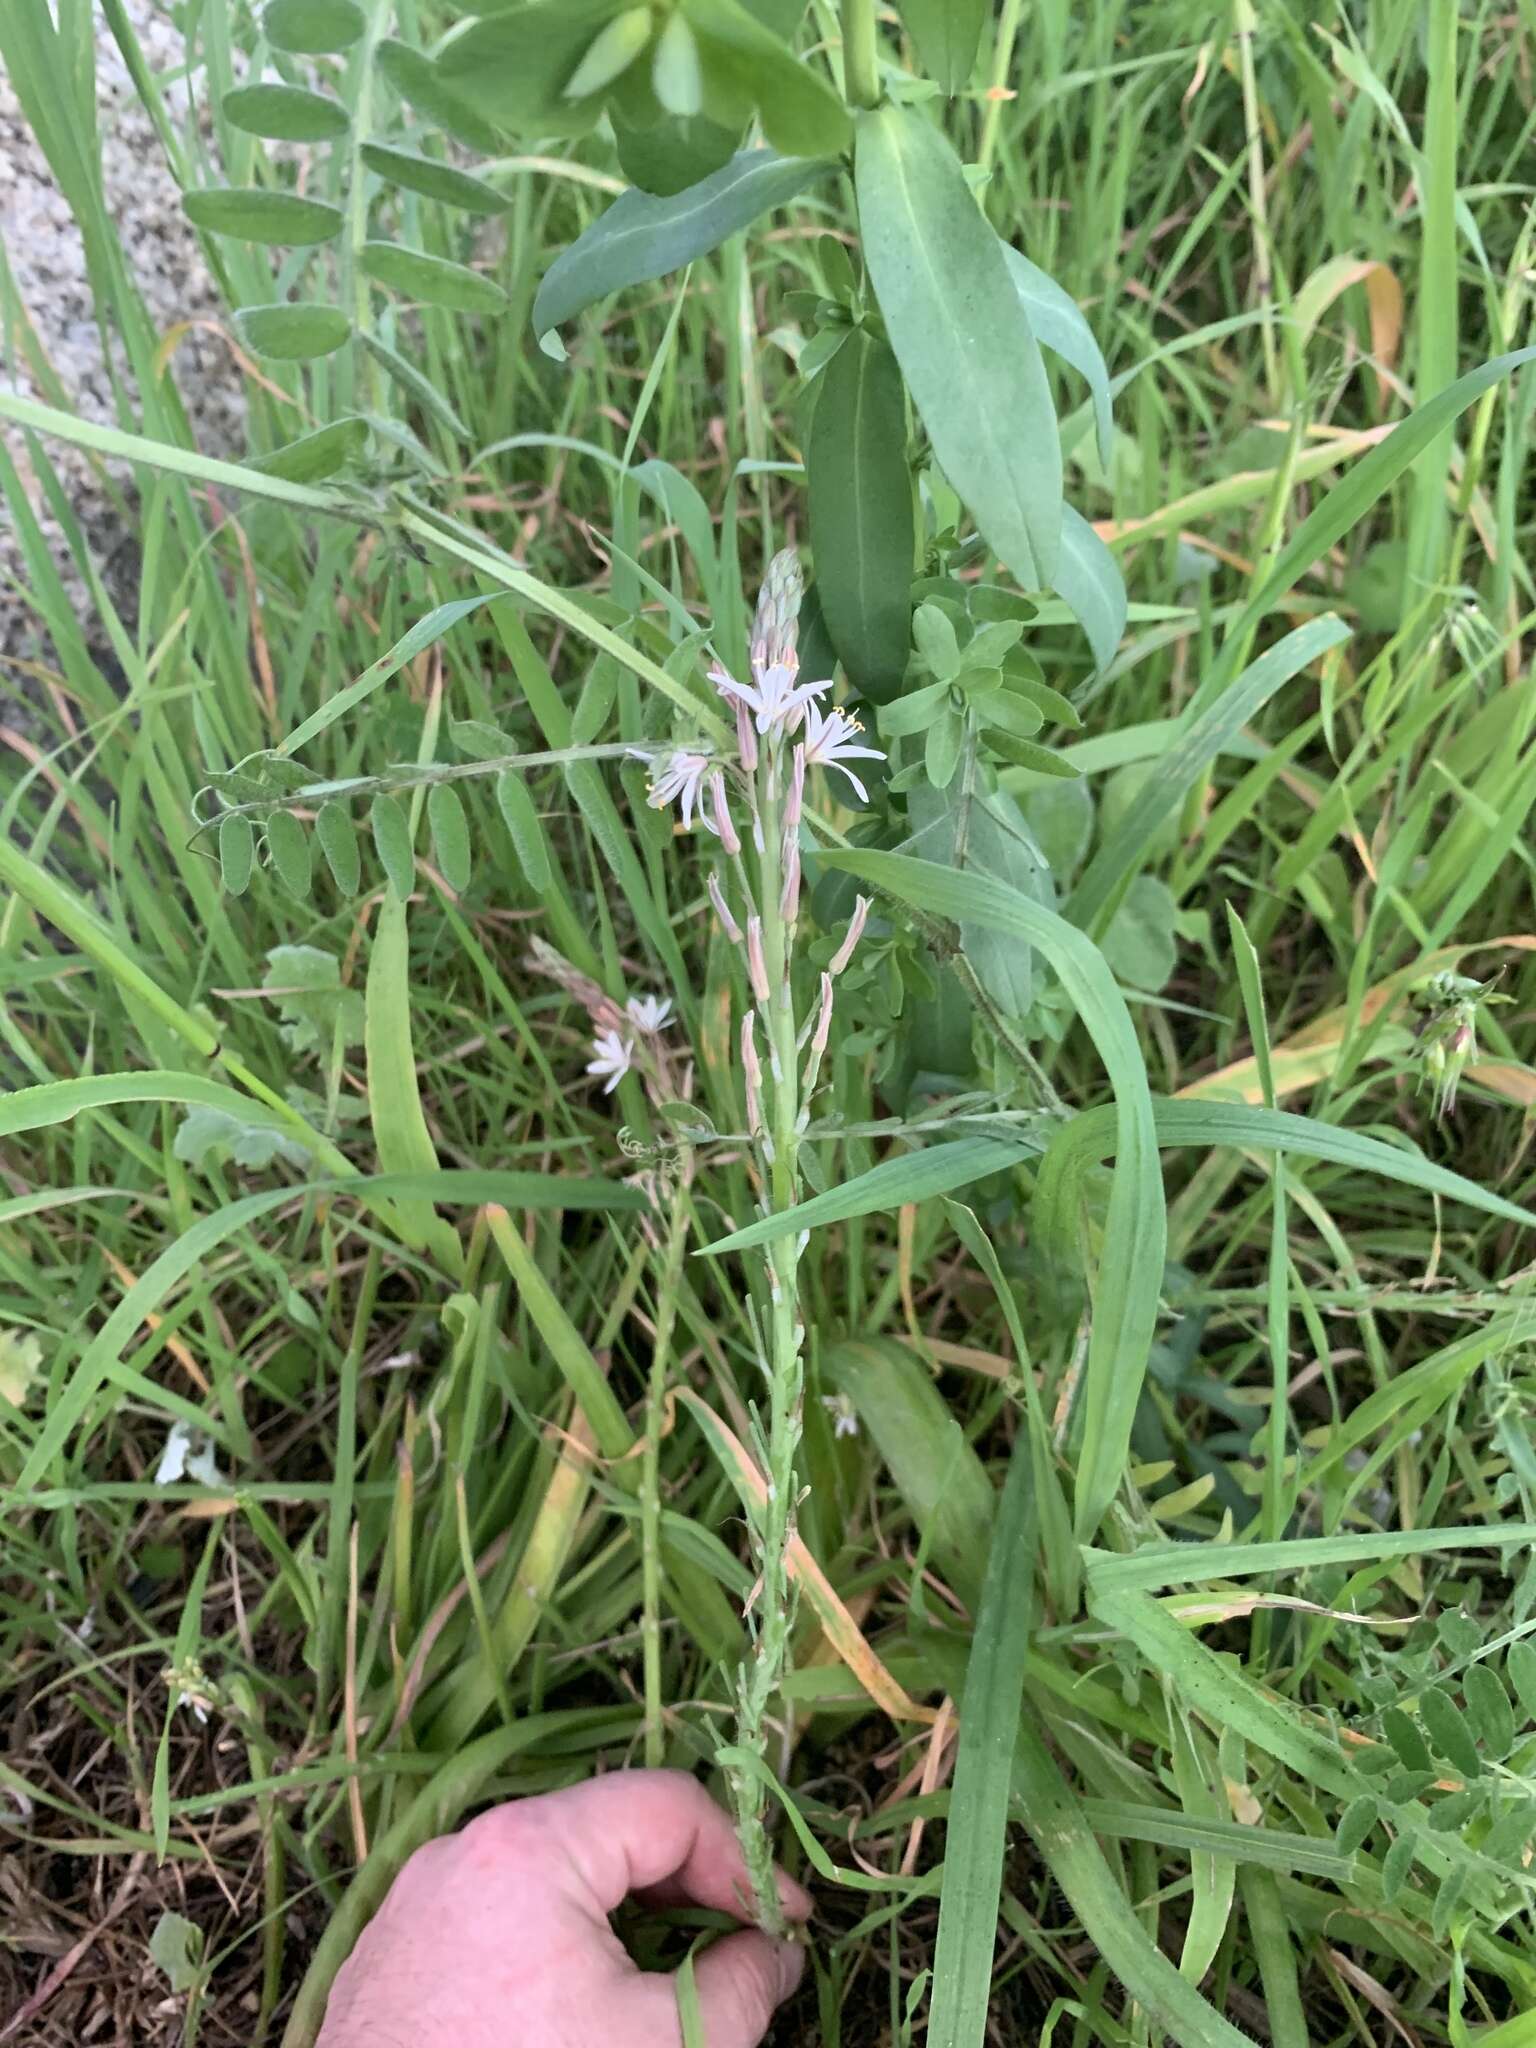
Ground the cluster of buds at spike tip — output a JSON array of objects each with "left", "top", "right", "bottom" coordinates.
[{"left": 1413, "top": 970, "right": 1510, "bottom": 1121}]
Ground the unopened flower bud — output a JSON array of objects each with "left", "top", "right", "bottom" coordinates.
[
  {"left": 811, "top": 972, "right": 834, "bottom": 1055},
  {"left": 709, "top": 771, "right": 741, "bottom": 855},
  {"left": 784, "top": 745, "right": 806, "bottom": 835},
  {"left": 708, "top": 871, "right": 742, "bottom": 943},
  {"left": 779, "top": 844, "right": 801, "bottom": 924},
  {"left": 829, "top": 894, "right": 871, "bottom": 976},
  {"left": 734, "top": 696, "right": 758, "bottom": 774},
  {"left": 745, "top": 915, "right": 770, "bottom": 1003},
  {"left": 741, "top": 1013, "right": 764, "bottom": 1132}
]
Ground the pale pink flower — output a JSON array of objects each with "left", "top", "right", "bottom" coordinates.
[
  {"left": 648, "top": 750, "right": 711, "bottom": 829},
  {"left": 801, "top": 702, "right": 884, "bottom": 802},
  {"left": 707, "top": 871, "right": 742, "bottom": 943},
  {"left": 585, "top": 1028, "right": 633, "bottom": 1094},
  {"left": 829, "top": 895, "right": 871, "bottom": 976},
  {"left": 745, "top": 916, "right": 770, "bottom": 1003},
  {"left": 711, "top": 656, "right": 828, "bottom": 736},
  {"left": 708, "top": 771, "right": 740, "bottom": 855},
  {"left": 626, "top": 995, "right": 673, "bottom": 1035}
]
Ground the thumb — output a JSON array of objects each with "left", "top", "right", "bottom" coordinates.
[{"left": 687, "top": 1930, "right": 804, "bottom": 2048}]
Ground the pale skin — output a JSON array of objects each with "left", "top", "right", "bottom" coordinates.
[{"left": 316, "top": 1770, "right": 812, "bottom": 2048}]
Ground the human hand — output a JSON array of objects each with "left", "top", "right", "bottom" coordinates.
[{"left": 315, "top": 1768, "right": 812, "bottom": 2048}]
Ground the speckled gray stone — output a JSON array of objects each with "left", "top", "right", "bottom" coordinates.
[{"left": 0, "top": 0, "right": 245, "bottom": 681}]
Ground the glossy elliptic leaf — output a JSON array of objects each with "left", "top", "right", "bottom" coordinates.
[
  {"left": 360, "top": 142, "right": 509, "bottom": 215},
  {"left": 361, "top": 242, "right": 508, "bottom": 312},
  {"left": 265, "top": 809, "right": 312, "bottom": 897},
  {"left": 898, "top": 0, "right": 987, "bottom": 93},
  {"left": 374, "top": 40, "right": 502, "bottom": 153},
  {"left": 532, "top": 147, "right": 829, "bottom": 340},
  {"left": 316, "top": 801, "right": 361, "bottom": 896},
  {"left": 370, "top": 794, "right": 415, "bottom": 899},
  {"left": 263, "top": 0, "right": 365, "bottom": 52},
  {"left": 1002, "top": 246, "right": 1114, "bottom": 466},
  {"left": 251, "top": 415, "right": 368, "bottom": 483},
  {"left": 183, "top": 186, "right": 343, "bottom": 245},
  {"left": 437, "top": 0, "right": 624, "bottom": 129},
  {"left": 808, "top": 326, "right": 913, "bottom": 703},
  {"left": 219, "top": 814, "right": 254, "bottom": 896},
  {"left": 234, "top": 302, "right": 351, "bottom": 360},
  {"left": 857, "top": 105, "right": 1062, "bottom": 589},
  {"left": 222, "top": 82, "right": 350, "bottom": 141},
  {"left": 427, "top": 783, "right": 472, "bottom": 893},
  {"left": 688, "top": 0, "right": 852, "bottom": 158}
]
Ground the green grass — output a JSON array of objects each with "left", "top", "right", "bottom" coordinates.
[{"left": 3, "top": 2, "right": 1536, "bottom": 2044}]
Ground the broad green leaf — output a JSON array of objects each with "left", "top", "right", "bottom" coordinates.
[
  {"left": 234, "top": 302, "right": 350, "bottom": 360},
  {"left": 265, "top": 809, "right": 312, "bottom": 896},
  {"left": 1102, "top": 873, "right": 1178, "bottom": 991},
  {"left": 808, "top": 327, "right": 913, "bottom": 703},
  {"left": 361, "top": 241, "right": 509, "bottom": 313},
  {"left": 427, "top": 783, "right": 472, "bottom": 893},
  {"left": 175, "top": 1105, "right": 313, "bottom": 1172},
  {"left": 898, "top": 0, "right": 987, "bottom": 94},
  {"left": 688, "top": 0, "right": 852, "bottom": 158},
  {"left": 251, "top": 415, "right": 367, "bottom": 482},
  {"left": 1420, "top": 1688, "right": 1481, "bottom": 1779},
  {"left": 496, "top": 770, "right": 553, "bottom": 892},
  {"left": 698, "top": 1133, "right": 1034, "bottom": 1255},
  {"left": 857, "top": 105, "right": 1062, "bottom": 588},
  {"left": 360, "top": 142, "right": 509, "bottom": 215},
  {"left": 148, "top": 1910, "right": 204, "bottom": 1993},
  {"left": 532, "top": 147, "right": 829, "bottom": 340},
  {"left": 183, "top": 186, "right": 343, "bottom": 245},
  {"left": 218, "top": 813, "right": 253, "bottom": 895},
  {"left": 826, "top": 849, "right": 1165, "bottom": 1538},
  {"left": 437, "top": 0, "right": 627, "bottom": 130},
  {"left": 362, "top": 333, "right": 473, "bottom": 442},
  {"left": 565, "top": 5, "right": 652, "bottom": 98},
  {"left": 1051, "top": 501, "right": 1125, "bottom": 678},
  {"left": 652, "top": 9, "right": 704, "bottom": 114},
  {"left": 1069, "top": 614, "right": 1350, "bottom": 933},
  {"left": 365, "top": 895, "right": 461, "bottom": 1270},
  {"left": 613, "top": 108, "right": 739, "bottom": 195},
  {"left": 263, "top": 0, "right": 364, "bottom": 51},
  {"left": 927, "top": 1435, "right": 1035, "bottom": 2048},
  {"left": 1002, "top": 246, "right": 1113, "bottom": 466},
  {"left": 824, "top": 1339, "right": 994, "bottom": 1606},
  {"left": 1465, "top": 1666, "right": 1515, "bottom": 1761},
  {"left": 222, "top": 82, "right": 350, "bottom": 140},
  {"left": 375, "top": 39, "right": 502, "bottom": 153},
  {"left": 316, "top": 801, "right": 361, "bottom": 895},
  {"left": 370, "top": 793, "right": 415, "bottom": 899}
]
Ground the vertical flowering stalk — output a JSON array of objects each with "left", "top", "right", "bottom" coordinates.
[{"left": 653, "top": 552, "right": 881, "bottom": 1929}]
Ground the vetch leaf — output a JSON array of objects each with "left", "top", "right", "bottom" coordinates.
[
  {"left": 370, "top": 793, "right": 415, "bottom": 899},
  {"left": 251, "top": 415, "right": 367, "bottom": 482},
  {"left": 222, "top": 82, "right": 350, "bottom": 141},
  {"left": 898, "top": 0, "right": 987, "bottom": 94},
  {"left": 375, "top": 39, "right": 502, "bottom": 154},
  {"left": 234, "top": 303, "right": 351, "bottom": 360},
  {"left": 428, "top": 783, "right": 472, "bottom": 893},
  {"left": 857, "top": 105, "right": 1062, "bottom": 589},
  {"left": 1382, "top": 1706, "right": 1432, "bottom": 1772},
  {"left": 496, "top": 770, "right": 553, "bottom": 892},
  {"left": 1465, "top": 1664, "right": 1516, "bottom": 1761},
  {"left": 263, "top": 0, "right": 364, "bottom": 52},
  {"left": 265, "top": 809, "right": 312, "bottom": 897},
  {"left": 183, "top": 187, "right": 343, "bottom": 245},
  {"left": 361, "top": 242, "right": 508, "bottom": 313},
  {"left": 316, "top": 801, "right": 361, "bottom": 895},
  {"left": 533, "top": 147, "right": 829, "bottom": 340},
  {"left": 808, "top": 326, "right": 914, "bottom": 703},
  {"left": 360, "top": 143, "right": 509, "bottom": 215},
  {"left": 219, "top": 813, "right": 254, "bottom": 895},
  {"left": 362, "top": 333, "right": 473, "bottom": 442},
  {"left": 1508, "top": 1641, "right": 1536, "bottom": 1724}
]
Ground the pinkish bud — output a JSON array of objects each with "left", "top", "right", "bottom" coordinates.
[
  {"left": 708, "top": 871, "right": 742, "bottom": 943},
  {"left": 741, "top": 1013, "right": 764, "bottom": 1132},
  {"left": 734, "top": 696, "right": 758, "bottom": 774},
  {"left": 746, "top": 916, "right": 770, "bottom": 1003},
  {"left": 784, "top": 744, "right": 806, "bottom": 835},
  {"left": 811, "top": 972, "right": 834, "bottom": 1055},
  {"left": 829, "top": 894, "right": 871, "bottom": 976},
  {"left": 779, "top": 843, "right": 801, "bottom": 924},
  {"left": 709, "top": 771, "right": 741, "bottom": 855}
]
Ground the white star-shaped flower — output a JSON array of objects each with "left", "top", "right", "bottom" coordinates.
[
  {"left": 585, "top": 1028, "right": 634, "bottom": 1094},
  {"left": 647, "top": 750, "right": 711, "bottom": 829},
  {"left": 626, "top": 994, "right": 673, "bottom": 1035},
  {"left": 801, "top": 702, "right": 885, "bottom": 802},
  {"left": 710, "top": 657, "right": 829, "bottom": 736}
]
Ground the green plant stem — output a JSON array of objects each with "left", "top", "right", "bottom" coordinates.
[
  {"left": 344, "top": 0, "right": 393, "bottom": 412},
  {"left": 978, "top": 0, "right": 1025, "bottom": 173},
  {"left": 840, "top": 0, "right": 880, "bottom": 109},
  {"left": 641, "top": 1184, "right": 691, "bottom": 1767}
]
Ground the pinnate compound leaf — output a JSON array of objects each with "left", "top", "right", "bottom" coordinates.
[
  {"left": 857, "top": 105, "right": 1062, "bottom": 590},
  {"left": 808, "top": 327, "right": 913, "bottom": 703},
  {"left": 234, "top": 303, "right": 351, "bottom": 360},
  {"left": 533, "top": 148, "right": 830, "bottom": 340},
  {"left": 222, "top": 82, "right": 350, "bottom": 140},
  {"left": 184, "top": 187, "right": 343, "bottom": 245}
]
